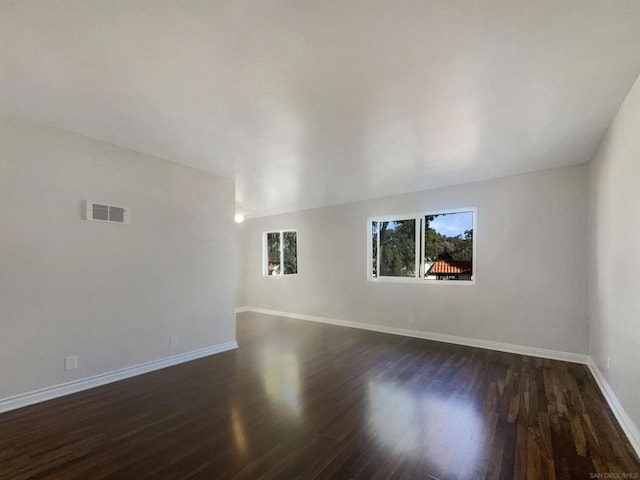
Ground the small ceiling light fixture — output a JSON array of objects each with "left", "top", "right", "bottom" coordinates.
[{"left": 234, "top": 213, "right": 245, "bottom": 224}]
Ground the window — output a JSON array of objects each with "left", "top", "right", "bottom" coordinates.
[
  {"left": 369, "top": 209, "right": 475, "bottom": 283},
  {"left": 374, "top": 218, "right": 418, "bottom": 278},
  {"left": 264, "top": 230, "right": 297, "bottom": 276}
]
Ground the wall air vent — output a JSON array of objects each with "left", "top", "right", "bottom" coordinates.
[{"left": 86, "top": 201, "right": 130, "bottom": 224}]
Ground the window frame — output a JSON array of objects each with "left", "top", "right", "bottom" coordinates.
[
  {"left": 367, "top": 207, "right": 476, "bottom": 285},
  {"left": 263, "top": 229, "right": 298, "bottom": 277}
]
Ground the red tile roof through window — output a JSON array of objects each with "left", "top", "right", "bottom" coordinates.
[{"left": 428, "top": 260, "right": 472, "bottom": 274}]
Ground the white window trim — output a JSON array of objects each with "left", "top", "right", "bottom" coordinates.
[
  {"left": 263, "top": 229, "right": 298, "bottom": 277},
  {"left": 366, "top": 207, "right": 476, "bottom": 286}
]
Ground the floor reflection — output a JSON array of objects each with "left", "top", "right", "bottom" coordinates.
[
  {"left": 367, "top": 380, "right": 482, "bottom": 475},
  {"left": 230, "top": 407, "right": 248, "bottom": 455},
  {"left": 259, "top": 346, "right": 302, "bottom": 416}
]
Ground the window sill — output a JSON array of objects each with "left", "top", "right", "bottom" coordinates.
[{"left": 368, "top": 277, "right": 475, "bottom": 286}]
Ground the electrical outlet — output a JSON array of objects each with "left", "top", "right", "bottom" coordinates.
[
  {"left": 607, "top": 357, "right": 611, "bottom": 372},
  {"left": 64, "top": 355, "right": 78, "bottom": 371},
  {"left": 408, "top": 314, "right": 415, "bottom": 324},
  {"left": 170, "top": 336, "right": 178, "bottom": 348}
]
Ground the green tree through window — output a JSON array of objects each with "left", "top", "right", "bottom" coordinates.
[
  {"left": 283, "top": 231, "right": 297, "bottom": 274},
  {"left": 379, "top": 220, "right": 416, "bottom": 277}
]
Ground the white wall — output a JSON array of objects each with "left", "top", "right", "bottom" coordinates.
[
  {"left": 244, "top": 165, "right": 589, "bottom": 354},
  {"left": 236, "top": 222, "right": 249, "bottom": 307},
  {"left": 588, "top": 75, "right": 640, "bottom": 430},
  {"left": 0, "top": 113, "right": 236, "bottom": 399}
]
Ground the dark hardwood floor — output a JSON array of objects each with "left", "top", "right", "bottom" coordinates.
[{"left": 1, "top": 312, "right": 638, "bottom": 479}]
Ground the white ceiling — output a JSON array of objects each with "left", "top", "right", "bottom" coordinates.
[{"left": 1, "top": 1, "right": 639, "bottom": 217}]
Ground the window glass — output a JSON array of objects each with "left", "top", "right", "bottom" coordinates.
[
  {"left": 283, "top": 231, "right": 297, "bottom": 274},
  {"left": 267, "top": 232, "right": 281, "bottom": 275},
  {"left": 371, "top": 222, "right": 378, "bottom": 278},
  {"left": 379, "top": 219, "right": 416, "bottom": 277},
  {"left": 424, "top": 211, "right": 473, "bottom": 281}
]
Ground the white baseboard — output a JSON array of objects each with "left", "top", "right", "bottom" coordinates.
[
  {"left": 235, "top": 306, "right": 250, "bottom": 313},
  {"left": 587, "top": 358, "right": 640, "bottom": 459},
  {"left": 0, "top": 340, "right": 238, "bottom": 414},
  {"left": 243, "top": 307, "right": 589, "bottom": 364}
]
